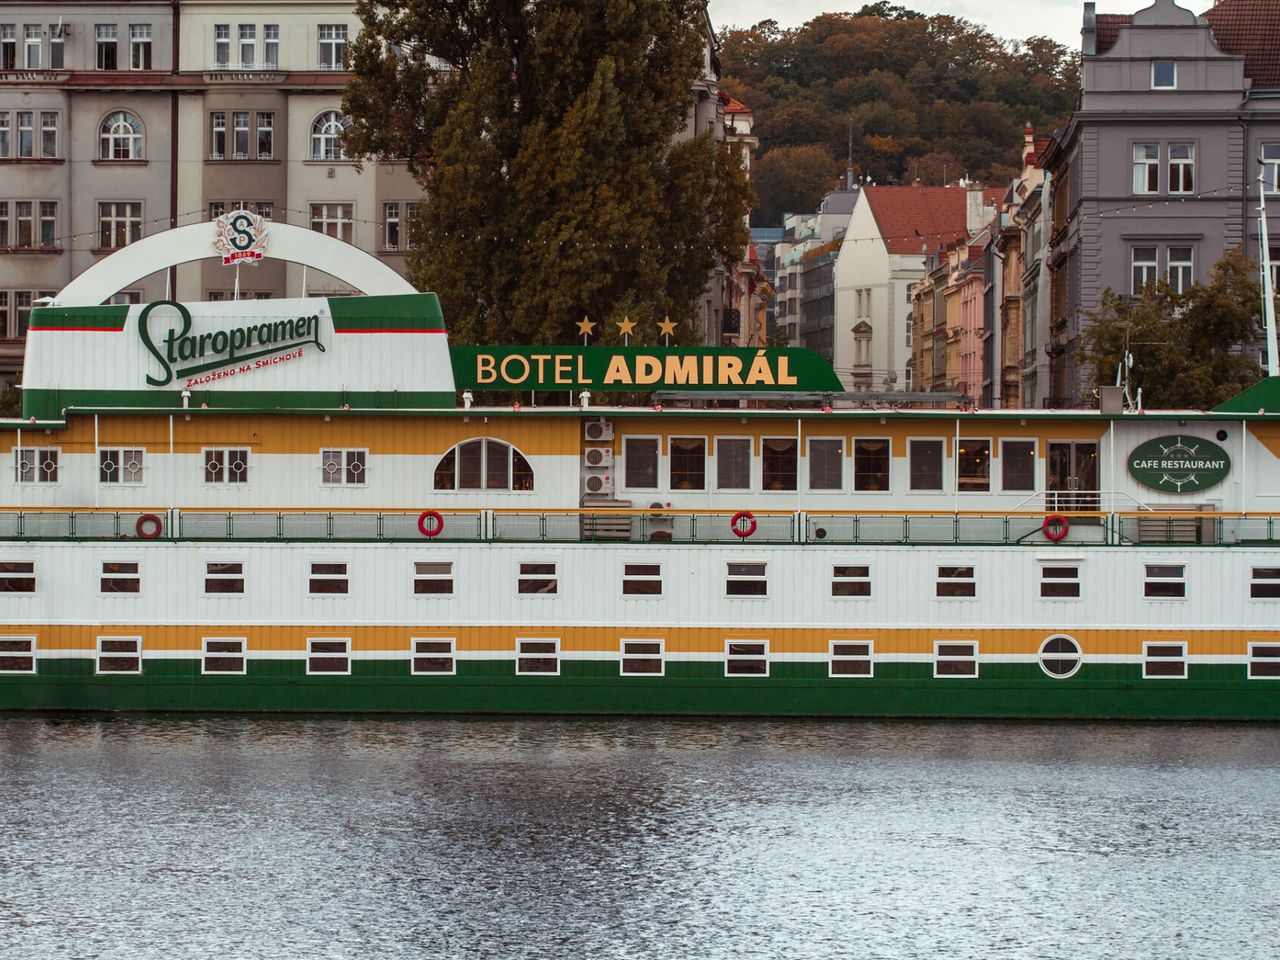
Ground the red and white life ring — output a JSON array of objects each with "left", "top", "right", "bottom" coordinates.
[
  {"left": 730, "top": 510, "right": 757, "bottom": 539},
  {"left": 135, "top": 513, "right": 163, "bottom": 540},
  {"left": 417, "top": 510, "right": 445, "bottom": 538},
  {"left": 1043, "top": 514, "right": 1069, "bottom": 542}
]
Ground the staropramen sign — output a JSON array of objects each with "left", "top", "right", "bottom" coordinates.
[
  {"left": 1127, "top": 436, "right": 1230, "bottom": 493},
  {"left": 212, "top": 210, "right": 269, "bottom": 266}
]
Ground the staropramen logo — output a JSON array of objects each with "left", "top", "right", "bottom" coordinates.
[
  {"left": 213, "top": 209, "right": 268, "bottom": 266},
  {"left": 138, "top": 300, "right": 325, "bottom": 387},
  {"left": 1127, "top": 435, "right": 1231, "bottom": 493}
]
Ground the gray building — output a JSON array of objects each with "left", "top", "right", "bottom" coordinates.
[{"left": 1043, "top": 0, "right": 1280, "bottom": 405}]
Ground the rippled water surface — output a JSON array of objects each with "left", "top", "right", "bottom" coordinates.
[{"left": 1, "top": 716, "right": 1277, "bottom": 959}]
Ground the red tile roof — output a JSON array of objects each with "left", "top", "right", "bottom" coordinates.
[
  {"left": 1205, "top": 0, "right": 1280, "bottom": 90},
  {"left": 861, "top": 186, "right": 1000, "bottom": 255},
  {"left": 1094, "top": 2, "right": 1280, "bottom": 90},
  {"left": 719, "top": 90, "right": 752, "bottom": 115}
]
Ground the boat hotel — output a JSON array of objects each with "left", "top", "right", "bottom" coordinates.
[{"left": 2, "top": 218, "right": 1279, "bottom": 719}]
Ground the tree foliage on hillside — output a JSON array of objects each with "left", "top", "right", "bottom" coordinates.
[
  {"left": 1082, "top": 248, "right": 1264, "bottom": 410},
  {"left": 717, "top": 6, "right": 1079, "bottom": 224},
  {"left": 342, "top": 0, "right": 752, "bottom": 345}
]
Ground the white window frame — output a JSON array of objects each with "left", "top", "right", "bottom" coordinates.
[
  {"left": 320, "top": 447, "right": 367, "bottom": 486},
  {"left": 1037, "top": 634, "right": 1082, "bottom": 679},
  {"left": 130, "top": 23, "right": 152, "bottom": 70},
  {"left": 1249, "top": 566, "right": 1280, "bottom": 600},
  {"left": 96, "top": 635, "right": 142, "bottom": 675},
  {"left": 829, "top": 639, "right": 873, "bottom": 678},
  {"left": 40, "top": 111, "right": 57, "bottom": 158},
  {"left": 1038, "top": 560, "right": 1081, "bottom": 599},
  {"left": 516, "top": 560, "right": 558, "bottom": 596},
  {"left": 201, "top": 637, "right": 247, "bottom": 675},
  {"left": 936, "top": 564, "right": 976, "bottom": 599},
  {"left": 515, "top": 637, "right": 560, "bottom": 676},
  {"left": 0, "top": 561, "right": 35, "bottom": 595},
  {"left": 1263, "top": 144, "right": 1280, "bottom": 194},
  {"left": 213, "top": 23, "right": 229, "bottom": 68},
  {"left": 308, "top": 560, "right": 350, "bottom": 597},
  {"left": 621, "top": 560, "right": 663, "bottom": 598},
  {"left": 317, "top": 24, "right": 348, "bottom": 70},
  {"left": 0, "top": 635, "right": 36, "bottom": 674},
  {"left": 1132, "top": 144, "right": 1159, "bottom": 195},
  {"left": 621, "top": 435, "right": 660, "bottom": 491},
  {"left": 852, "top": 436, "right": 893, "bottom": 493},
  {"left": 1247, "top": 642, "right": 1280, "bottom": 680},
  {"left": 309, "top": 111, "right": 348, "bottom": 160},
  {"left": 1142, "top": 641, "right": 1187, "bottom": 680},
  {"left": 831, "top": 563, "right": 871, "bottom": 598},
  {"left": 724, "top": 639, "right": 769, "bottom": 677},
  {"left": 1167, "top": 144, "right": 1194, "bottom": 195},
  {"left": 23, "top": 24, "right": 39, "bottom": 69},
  {"left": 620, "top": 638, "right": 665, "bottom": 677},
  {"left": 237, "top": 23, "right": 255, "bottom": 68},
  {"left": 806, "top": 436, "right": 844, "bottom": 491},
  {"left": 97, "top": 201, "right": 143, "bottom": 248},
  {"left": 725, "top": 560, "right": 768, "bottom": 598},
  {"left": 1000, "top": 438, "right": 1037, "bottom": 492},
  {"left": 14, "top": 446, "right": 59, "bottom": 484},
  {"left": 908, "top": 437, "right": 946, "bottom": 492},
  {"left": 412, "top": 560, "right": 455, "bottom": 597},
  {"left": 263, "top": 25, "right": 279, "bottom": 69},
  {"left": 1151, "top": 60, "right": 1176, "bottom": 90},
  {"left": 306, "top": 637, "right": 351, "bottom": 675},
  {"left": 1143, "top": 562, "right": 1186, "bottom": 600},
  {"left": 100, "top": 560, "right": 141, "bottom": 596},
  {"left": 231, "top": 110, "right": 250, "bottom": 159},
  {"left": 203, "top": 560, "right": 246, "bottom": 597},
  {"left": 956, "top": 436, "right": 992, "bottom": 493},
  {"left": 668, "top": 435, "right": 708, "bottom": 491},
  {"left": 760, "top": 436, "right": 799, "bottom": 493},
  {"left": 99, "top": 111, "right": 143, "bottom": 160},
  {"left": 1167, "top": 246, "right": 1193, "bottom": 294},
  {"left": 98, "top": 447, "right": 145, "bottom": 485},
  {"left": 410, "top": 637, "right": 456, "bottom": 676},
  {"left": 203, "top": 447, "right": 250, "bottom": 485},
  {"left": 383, "top": 202, "right": 402, "bottom": 250},
  {"left": 256, "top": 111, "right": 274, "bottom": 159},
  {"left": 714, "top": 435, "right": 753, "bottom": 491},
  {"left": 934, "top": 640, "right": 978, "bottom": 679},
  {"left": 1131, "top": 246, "right": 1158, "bottom": 294}
]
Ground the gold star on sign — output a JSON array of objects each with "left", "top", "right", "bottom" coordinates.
[
  {"left": 616, "top": 316, "right": 637, "bottom": 337},
  {"left": 657, "top": 316, "right": 678, "bottom": 337},
  {"left": 576, "top": 315, "right": 596, "bottom": 336}
]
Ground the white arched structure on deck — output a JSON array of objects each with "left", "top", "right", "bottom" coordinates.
[{"left": 55, "top": 220, "right": 416, "bottom": 307}]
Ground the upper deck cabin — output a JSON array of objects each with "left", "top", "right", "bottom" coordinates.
[{"left": 3, "top": 292, "right": 1279, "bottom": 549}]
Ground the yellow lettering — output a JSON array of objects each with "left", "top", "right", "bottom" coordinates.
[
  {"left": 554, "top": 354, "right": 574, "bottom": 384},
  {"left": 745, "top": 349, "right": 775, "bottom": 386},
  {"left": 635, "top": 355, "right": 662, "bottom": 385},
  {"left": 717, "top": 355, "right": 744, "bottom": 385},
  {"left": 500, "top": 354, "right": 531, "bottom": 385},
  {"left": 664, "top": 355, "right": 698, "bottom": 385},
  {"left": 604, "top": 355, "right": 632, "bottom": 384},
  {"left": 531, "top": 353, "right": 551, "bottom": 383},
  {"left": 776, "top": 356, "right": 798, "bottom": 386},
  {"left": 476, "top": 354, "right": 497, "bottom": 385},
  {"left": 576, "top": 355, "right": 588, "bottom": 382},
  {"left": 702, "top": 355, "right": 714, "bottom": 383}
]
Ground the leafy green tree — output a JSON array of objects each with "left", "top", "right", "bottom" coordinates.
[
  {"left": 750, "top": 144, "right": 843, "bottom": 226},
  {"left": 343, "top": 0, "right": 752, "bottom": 345},
  {"left": 1083, "top": 247, "right": 1264, "bottom": 410}
]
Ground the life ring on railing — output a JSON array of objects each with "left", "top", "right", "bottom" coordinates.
[
  {"left": 1043, "top": 514, "right": 1069, "bottom": 542},
  {"left": 417, "top": 510, "right": 445, "bottom": 538},
  {"left": 730, "top": 510, "right": 757, "bottom": 539},
  {"left": 136, "top": 513, "right": 163, "bottom": 540}
]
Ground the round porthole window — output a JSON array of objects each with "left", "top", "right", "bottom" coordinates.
[{"left": 1039, "top": 634, "right": 1082, "bottom": 678}]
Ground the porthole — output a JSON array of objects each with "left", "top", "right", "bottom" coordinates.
[{"left": 1039, "top": 634, "right": 1082, "bottom": 678}]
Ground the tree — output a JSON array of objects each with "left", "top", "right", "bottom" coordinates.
[
  {"left": 751, "top": 144, "right": 842, "bottom": 226},
  {"left": 1083, "top": 247, "right": 1264, "bottom": 410},
  {"left": 342, "top": 0, "right": 753, "bottom": 345},
  {"left": 0, "top": 379, "right": 19, "bottom": 418}
]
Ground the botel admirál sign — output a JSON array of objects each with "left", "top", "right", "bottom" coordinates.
[
  {"left": 450, "top": 346, "right": 844, "bottom": 393},
  {"left": 1127, "top": 435, "right": 1231, "bottom": 493},
  {"left": 139, "top": 300, "right": 324, "bottom": 387}
]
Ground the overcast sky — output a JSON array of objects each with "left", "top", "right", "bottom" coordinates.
[{"left": 707, "top": 0, "right": 1090, "bottom": 49}]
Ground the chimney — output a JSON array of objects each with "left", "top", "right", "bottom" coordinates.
[
  {"left": 966, "top": 184, "right": 987, "bottom": 234},
  {"left": 1082, "top": 2, "right": 1097, "bottom": 56}
]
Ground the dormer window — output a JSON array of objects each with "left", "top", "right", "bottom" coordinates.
[{"left": 1151, "top": 61, "right": 1176, "bottom": 90}]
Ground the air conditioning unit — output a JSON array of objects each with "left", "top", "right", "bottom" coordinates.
[
  {"left": 584, "top": 447, "right": 614, "bottom": 468},
  {"left": 583, "top": 420, "right": 614, "bottom": 442},
  {"left": 583, "top": 473, "right": 614, "bottom": 496}
]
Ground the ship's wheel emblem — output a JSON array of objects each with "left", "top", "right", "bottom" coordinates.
[{"left": 1158, "top": 436, "right": 1199, "bottom": 491}]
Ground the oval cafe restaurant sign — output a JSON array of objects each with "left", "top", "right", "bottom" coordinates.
[{"left": 1127, "top": 436, "right": 1230, "bottom": 493}]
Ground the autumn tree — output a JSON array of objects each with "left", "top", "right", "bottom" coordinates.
[
  {"left": 341, "top": 0, "right": 752, "bottom": 345},
  {"left": 750, "top": 145, "right": 843, "bottom": 225},
  {"left": 1083, "top": 248, "right": 1264, "bottom": 410}
]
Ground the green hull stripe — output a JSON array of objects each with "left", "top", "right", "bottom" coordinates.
[
  {"left": 29, "top": 304, "right": 129, "bottom": 332},
  {"left": 327, "top": 293, "right": 445, "bottom": 332},
  {"left": 22, "top": 388, "right": 456, "bottom": 420},
  {"left": 2, "top": 660, "right": 1277, "bottom": 719}
]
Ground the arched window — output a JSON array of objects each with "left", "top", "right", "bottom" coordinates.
[
  {"left": 310, "top": 111, "right": 349, "bottom": 160},
  {"left": 434, "top": 440, "right": 534, "bottom": 491},
  {"left": 99, "top": 111, "right": 143, "bottom": 160}
]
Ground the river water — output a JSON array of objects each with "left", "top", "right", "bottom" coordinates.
[{"left": 0, "top": 716, "right": 1276, "bottom": 959}]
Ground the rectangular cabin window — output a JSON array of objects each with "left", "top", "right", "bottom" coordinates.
[
  {"left": 205, "top": 561, "right": 244, "bottom": 595},
  {"left": 956, "top": 439, "right": 990, "bottom": 492},
  {"left": 1249, "top": 567, "right": 1280, "bottom": 599},
  {"left": 101, "top": 561, "right": 140, "bottom": 594},
  {"left": 411, "top": 638, "right": 456, "bottom": 675},
  {"left": 725, "top": 640, "right": 768, "bottom": 676},
  {"left": 909, "top": 439, "right": 943, "bottom": 491},
  {"left": 934, "top": 641, "right": 978, "bottom": 678},
  {"left": 99, "top": 448, "right": 144, "bottom": 484},
  {"left": 1001, "top": 440, "right": 1035, "bottom": 491},
  {"left": 308, "top": 562, "right": 349, "bottom": 595},
  {"left": 204, "top": 448, "right": 249, "bottom": 484},
  {"left": 202, "top": 638, "right": 246, "bottom": 675},
  {"left": 307, "top": 638, "right": 351, "bottom": 675},
  {"left": 716, "top": 437, "right": 752, "bottom": 490},
  {"left": 518, "top": 562, "right": 557, "bottom": 595},
  {"left": 623, "top": 437, "right": 658, "bottom": 489},
  {"left": 413, "top": 561, "right": 454, "bottom": 595},
  {"left": 0, "top": 561, "right": 34, "bottom": 593},
  {"left": 1143, "top": 642, "right": 1186, "bottom": 679},
  {"left": 853, "top": 438, "right": 890, "bottom": 491},
  {"left": 622, "top": 563, "right": 662, "bottom": 596},
  {"left": 1247, "top": 643, "right": 1280, "bottom": 679},
  {"left": 936, "top": 565, "right": 975, "bottom": 598},
  {"left": 1144, "top": 563, "right": 1185, "bottom": 599},
  {"left": 830, "top": 640, "right": 873, "bottom": 678},
  {"left": 321, "top": 449, "right": 366, "bottom": 485},
  {"left": 762, "top": 438, "right": 797, "bottom": 491},
  {"left": 668, "top": 437, "right": 706, "bottom": 490},
  {"left": 1040, "top": 564, "right": 1080, "bottom": 599},
  {"left": 808, "top": 438, "right": 843, "bottom": 490},
  {"left": 831, "top": 565, "right": 871, "bottom": 598},
  {"left": 15, "top": 447, "right": 58, "bottom": 483},
  {"left": 97, "top": 636, "right": 141, "bottom": 674},
  {"left": 0, "top": 636, "right": 35, "bottom": 673},
  {"left": 516, "top": 638, "right": 559, "bottom": 675},
  {"left": 620, "top": 639, "right": 664, "bottom": 676},
  {"left": 726, "top": 561, "right": 767, "bottom": 597}
]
